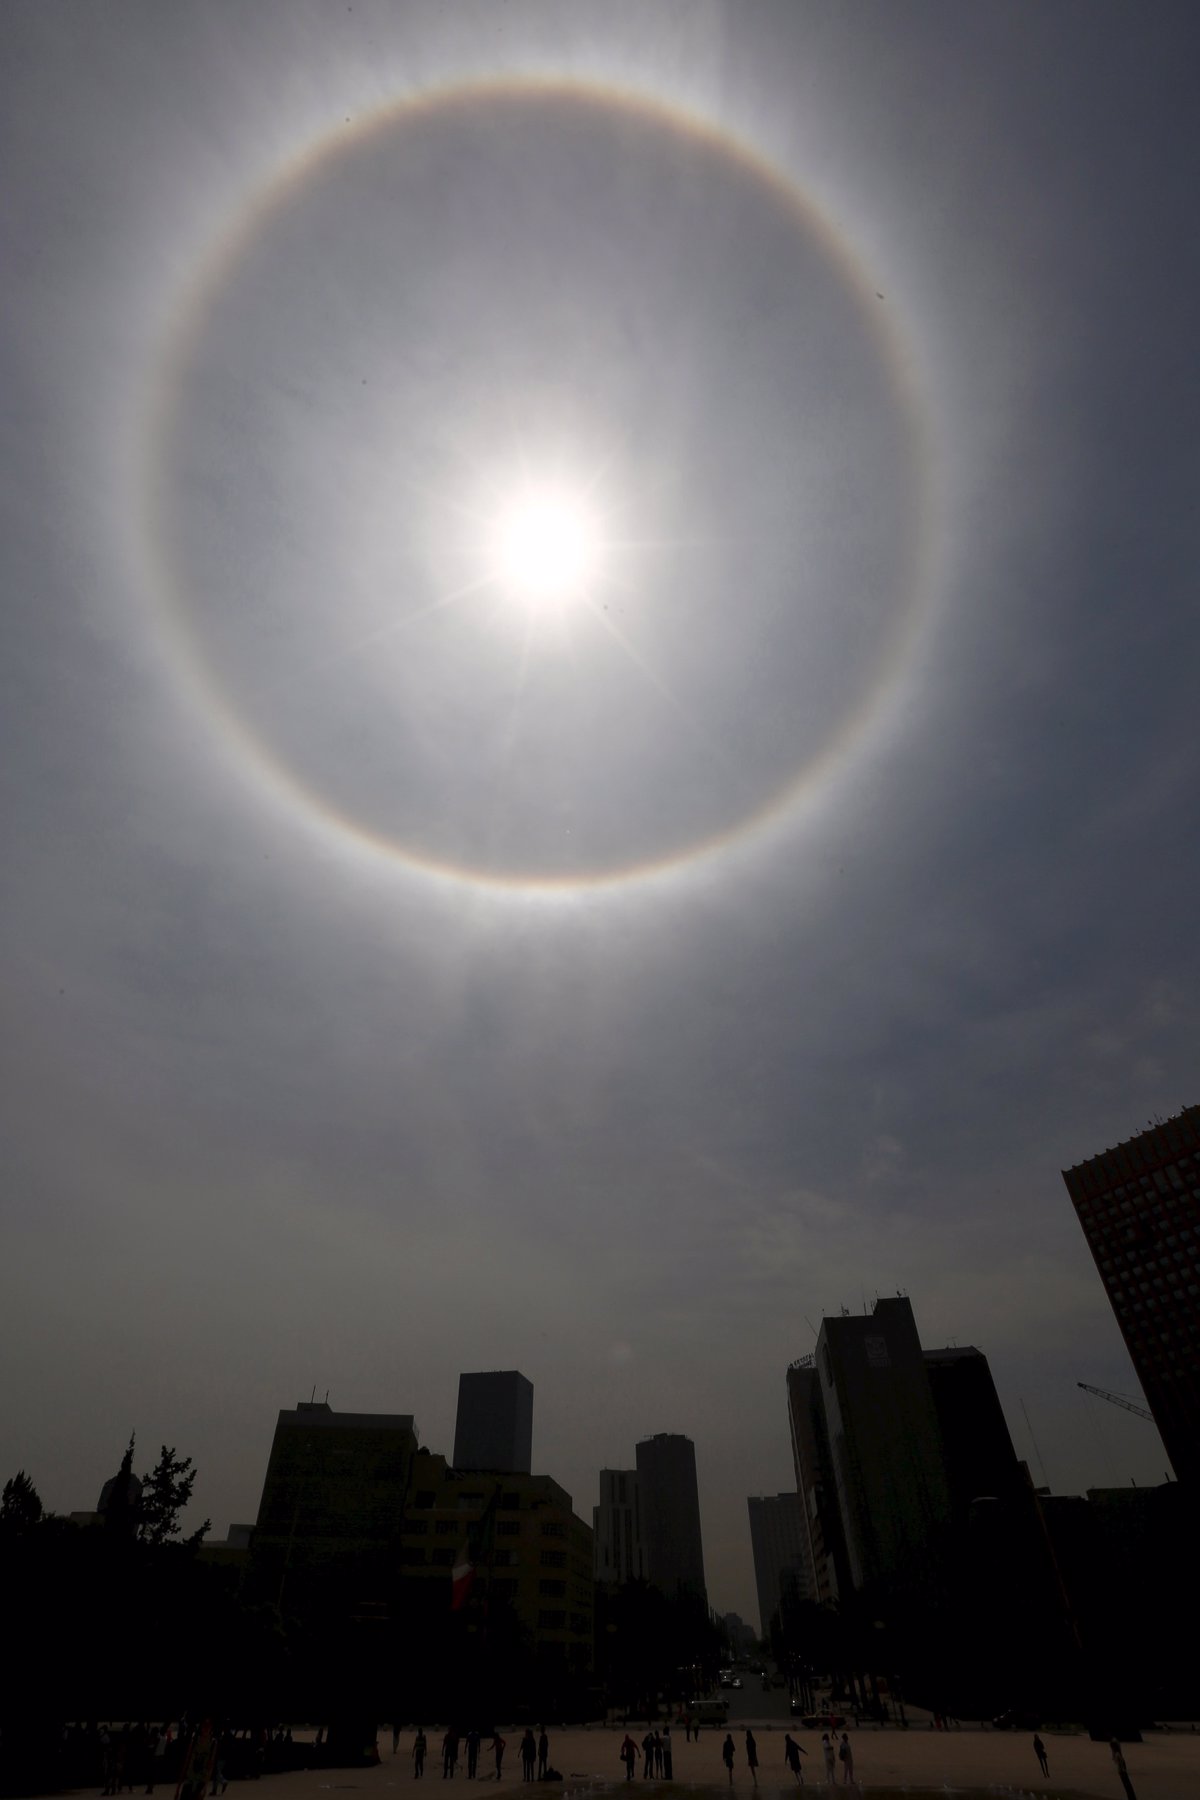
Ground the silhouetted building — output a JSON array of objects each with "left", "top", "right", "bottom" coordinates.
[
  {"left": 453, "top": 1370, "right": 534, "bottom": 1475},
  {"left": 402, "top": 1452, "right": 594, "bottom": 1673},
  {"left": 593, "top": 1468, "right": 645, "bottom": 1584},
  {"left": 922, "top": 1345, "right": 1024, "bottom": 1516},
  {"left": 1063, "top": 1105, "right": 1200, "bottom": 1487},
  {"left": 253, "top": 1401, "right": 418, "bottom": 1580},
  {"left": 786, "top": 1359, "right": 849, "bottom": 1607},
  {"left": 814, "top": 1298, "right": 951, "bottom": 1593},
  {"left": 747, "top": 1492, "right": 810, "bottom": 1638},
  {"left": 635, "top": 1432, "right": 707, "bottom": 1604},
  {"left": 250, "top": 1398, "right": 591, "bottom": 1669}
]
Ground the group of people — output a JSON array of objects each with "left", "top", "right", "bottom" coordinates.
[
  {"left": 619, "top": 1726, "right": 854, "bottom": 1787},
  {"left": 403, "top": 1727, "right": 551, "bottom": 1781},
  {"left": 617, "top": 1727, "right": 674, "bottom": 1781}
]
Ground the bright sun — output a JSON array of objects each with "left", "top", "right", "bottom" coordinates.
[{"left": 490, "top": 488, "right": 603, "bottom": 607}]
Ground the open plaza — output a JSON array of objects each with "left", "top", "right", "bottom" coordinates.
[{"left": 54, "top": 1719, "right": 1193, "bottom": 1800}]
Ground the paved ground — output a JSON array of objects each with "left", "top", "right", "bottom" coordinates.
[{"left": 67, "top": 1721, "right": 1187, "bottom": 1800}]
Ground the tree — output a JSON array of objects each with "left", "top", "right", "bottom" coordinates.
[
  {"left": 1, "top": 1469, "right": 44, "bottom": 1530},
  {"left": 138, "top": 1445, "right": 210, "bottom": 1546}
]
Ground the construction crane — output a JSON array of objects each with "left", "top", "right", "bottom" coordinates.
[{"left": 1077, "top": 1382, "right": 1153, "bottom": 1421}]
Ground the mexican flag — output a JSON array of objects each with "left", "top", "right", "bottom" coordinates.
[{"left": 451, "top": 1484, "right": 501, "bottom": 1610}]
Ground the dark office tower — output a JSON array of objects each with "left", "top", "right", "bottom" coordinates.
[
  {"left": 786, "top": 1359, "right": 850, "bottom": 1607},
  {"left": 1063, "top": 1106, "right": 1200, "bottom": 1488},
  {"left": 452, "top": 1370, "right": 534, "bottom": 1474},
  {"left": 593, "top": 1468, "right": 645, "bottom": 1584},
  {"left": 922, "top": 1346, "right": 1023, "bottom": 1517},
  {"left": 747, "top": 1492, "right": 809, "bottom": 1638},
  {"left": 812, "top": 1297, "right": 951, "bottom": 1594},
  {"left": 253, "top": 1401, "right": 417, "bottom": 1595},
  {"left": 635, "top": 1432, "right": 707, "bottom": 1604}
]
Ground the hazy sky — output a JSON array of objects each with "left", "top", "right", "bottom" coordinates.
[{"left": 3, "top": 3, "right": 1197, "bottom": 1627}]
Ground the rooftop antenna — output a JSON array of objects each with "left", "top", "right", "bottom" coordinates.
[
  {"left": 803, "top": 1314, "right": 819, "bottom": 1340},
  {"left": 324, "top": 1390, "right": 330, "bottom": 1404},
  {"left": 310, "top": 1385, "right": 317, "bottom": 1404}
]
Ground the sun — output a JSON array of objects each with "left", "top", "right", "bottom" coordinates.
[{"left": 489, "top": 487, "right": 603, "bottom": 608}]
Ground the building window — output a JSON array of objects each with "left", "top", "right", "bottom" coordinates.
[
  {"left": 432, "top": 1548, "right": 455, "bottom": 1566},
  {"left": 435, "top": 1519, "right": 458, "bottom": 1535},
  {"left": 541, "top": 1522, "right": 566, "bottom": 1538},
  {"left": 539, "top": 1579, "right": 566, "bottom": 1596},
  {"left": 537, "top": 1610, "right": 566, "bottom": 1630},
  {"left": 540, "top": 1550, "right": 566, "bottom": 1568},
  {"left": 497, "top": 1520, "right": 521, "bottom": 1536},
  {"left": 407, "top": 1518, "right": 429, "bottom": 1535},
  {"left": 501, "top": 1493, "right": 521, "bottom": 1510}
]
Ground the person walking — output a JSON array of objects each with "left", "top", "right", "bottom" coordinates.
[
  {"left": 653, "top": 1732, "right": 664, "bottom": 1778},
  {"left": 520, "top": 1732, "right": 536, "bottom": 1783},
  {"left": 620, "top": 1736, "right": 638, "bottom": 1782},
  {"left": 821, "top": 1735, "right": 836, "bottom": 1786},
  {"left": 466, "top": 1731, "right": 480, "bottom": 1780},
  {"left": 443, "top": 1731, "right": 459, "bottom": 1780},
  {"left": 641, "top": 1732, "right": 655, "bottom": 1779},
  {"left": 413, "top": 1731, "right": 427, "bottom": 1779},
  {"left": 1032, "top": 1734, "right": 1049, "bottom": 1778},
  {"left": 745, "top": 1731, "right": 758, "bottom": 1787},
  {"left": 838, "top": 1735, "right": 853, "bottom": 1785},
  {"left": 537, "top": 1729, "right": 549, "bottom": 1781},
  {"left": 784, "top": 1735, "right": 807, "bottom": 1786},
  {"left": 490, "top": 1735, "right": 506, "bottom": 1782},
  {"left": 722, "top": 1734, "right": 735, "bottom": 1786}
]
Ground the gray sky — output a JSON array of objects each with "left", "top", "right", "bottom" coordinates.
[{"left": 2, "top": 2, "right": 1197, "bottom": 1625}]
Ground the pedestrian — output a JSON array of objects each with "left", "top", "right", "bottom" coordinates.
[
  {"left": 620, "top": 1736, "right": 638, "bottom": 1782},
  {"left": 413, "top": 1731, "right": 427, "bottom": 1779},
  {"left": 784, "top": 1735, "right": 807, "bottom": 1786},
  {"left": 838, "top": 1735, "right": 853, "bottom": 1785},
  {"left": 443, "top": 1731, "right": 459, "bottom": 1779},
  {"left": 662, "top": 1726, "right": 673, "bottom": 1781},
  {"left": 209, "top": 1736, "right": 229, "bottom": 1797},
  {"left": 466, "top": 1731, "right": 480, "bottom": 1780},
  {"left": 745, "top": 1730, "right": 758, "bottom": 1787},
  {"left": 537, "top": 1729, "right": 549, "bottom": 1780},
  {"left": 521, "top": 1732, "right": 537, "bottom": 1782},
  {"left": 393, "top": 1725, "right": 402, "bottom": 1757},
  {"left": 653, "top": 1732, "right": 664, "bottom": 1778},
  {"left": 1032, "top": 1734, "right": 1048, "bottom": 1778},
  {"left": 641, "top": 1732, "right": 655, "bottom": 1779},
  {"left": 491, "top": 1734, "right": 506, "bottom": 1782},
  {"left": 821, "top": 1735, "right": 836, "bottom": 1785},
  {"left": 722, "top": 1734, "right": 735, "bottom": 1786}
]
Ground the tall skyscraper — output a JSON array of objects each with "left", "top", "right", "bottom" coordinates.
[
  {"left": 747, "top": 1491, "right": 810, "bottom": 1638},
  {"left": 788, "top": 1299, "right": 952, "bottom": 1601},
  {"left": 635, "top": 1432, "right": 707, "bottom": 1604},
  {"left": 1062, "top": 1105, "right": 1200, "bottom": 1487},
  {"left": 922, "top": 1346, "right": 1024, "bottom": 1515},
  {"left": 452, "top": 1370, "right": 534, "bottom": 1474},
  {"left": 786, "top": 1358, "right": 850, "bottom": 1607},
  {"left": 592, "top": 1468, "right": 645, "bottom": 1584}
]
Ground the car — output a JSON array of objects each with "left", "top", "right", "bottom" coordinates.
[{"left": 790, "top": 1707, "right": 847, "bottom": 1730}]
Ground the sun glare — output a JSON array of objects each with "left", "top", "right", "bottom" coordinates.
[{"left": 490, "top": 488, "right": 602, "bottom": 607}]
